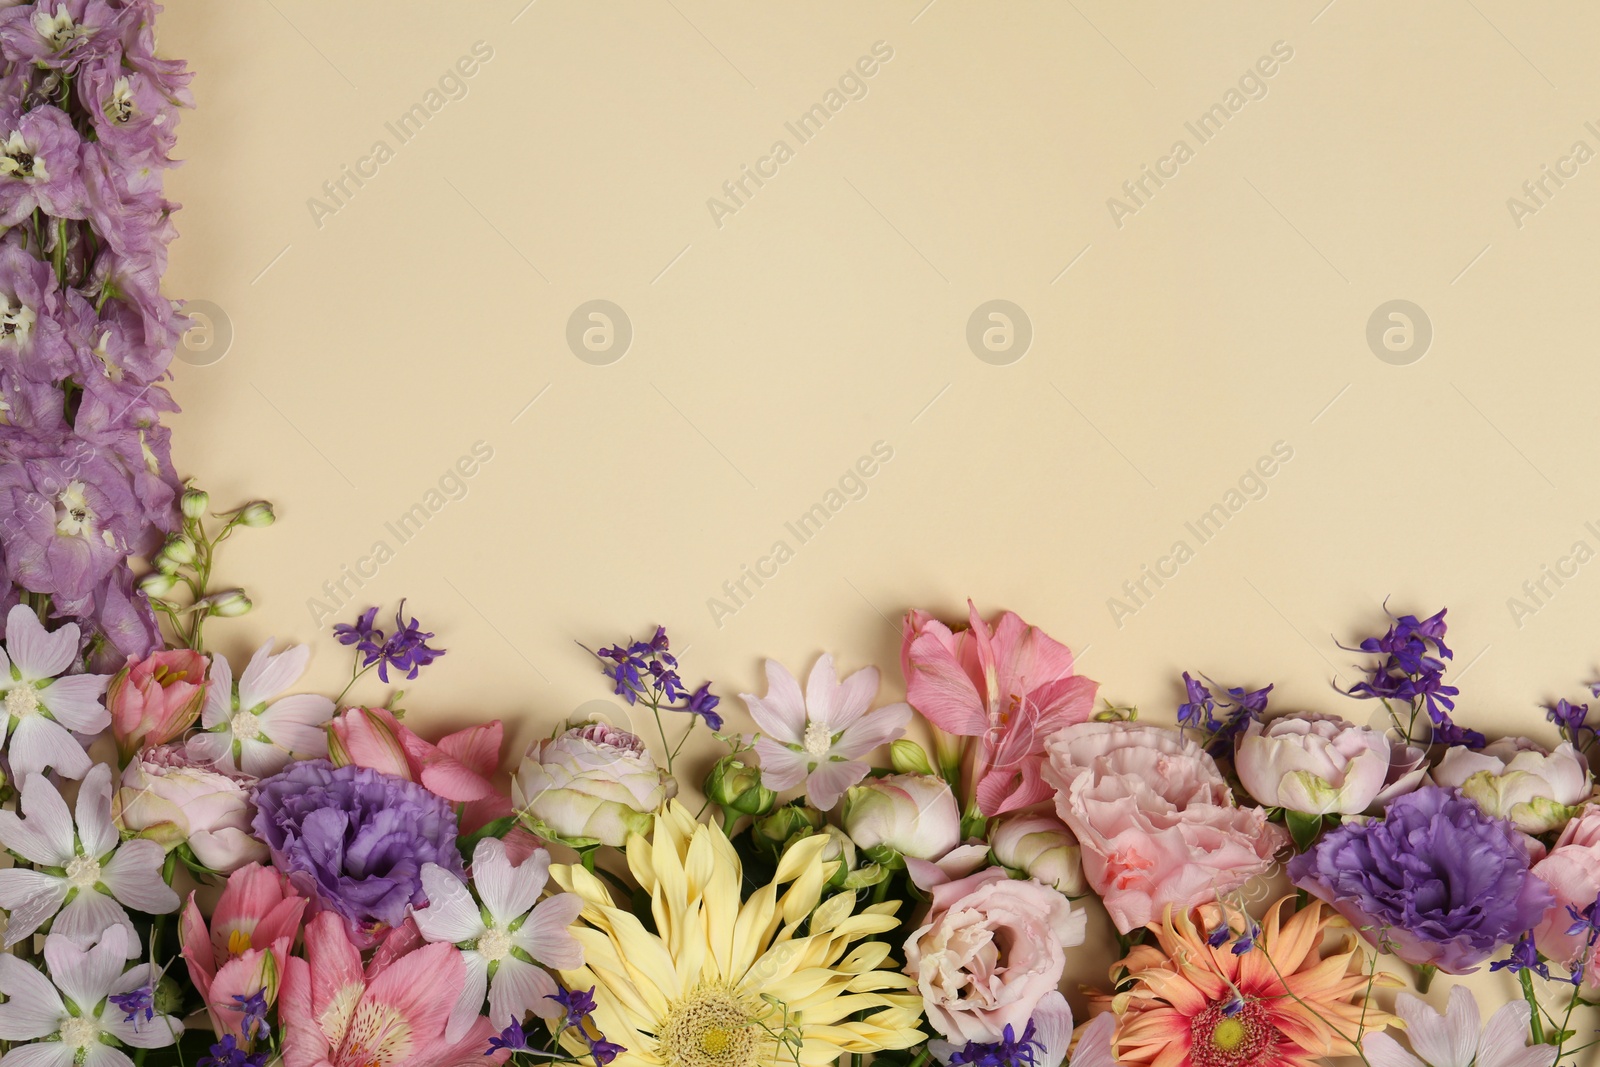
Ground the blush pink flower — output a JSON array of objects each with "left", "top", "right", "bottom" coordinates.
[
  {"left": 903, "top": 866, "right": 1087, "bottom": 1044},
  {"left": 280, "top": 911, "right": 507, "bottom": 1067},
  {"left": 180, "top": 862, "right": 307, "bottom": 1042},
  {"left": 745, "top": 655, "right": 911, "bottom": 810},
  {"left": 901, "top": 602, "right": 1098, "bottom": 816},
  {"left": 1531, "top": 806, "right": 1600, "bottom": 988},
  {"left": 1043, "top": 721, "right": 1287, "bottom": 934},
  {"left": 107, "top": 647, "right": 207, "bottom": 760},
  {"left": 327, "top": 707, "right": 512, "bottom": 832}
]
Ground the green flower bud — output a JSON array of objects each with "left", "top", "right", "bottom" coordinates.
[
  {"left": 152, "top": 975, "right": 185, "bottom": 1016},
  {"left": 236, "top": 501, "right": 275, "bottom": 528},
  {"left": 160, "top": 537, "right": 197, "bottom": 566},
  {"left": 209, "top": 590, "right": 252, "bottom": 617},
  {"left": 752, "top": 803, "right": 824, "bottom": 860},
  {"left": 889, "top": 738, "right": 935, "bottom": 776},
  {"left": 705, "top": 754, "right": 776, "bottom": 818},
  {"left": 180, "top": 488, "right": 209, "bottom": 520},
  {"left": 137, "top": 572, "right": 177, "bottom": 598}
]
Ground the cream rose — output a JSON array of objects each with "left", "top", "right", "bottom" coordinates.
[
  {"left": 1435, "top": 738, "right": 1591, "bottom": 834},
  {"left": 904, "top": 867, "right": 1086, "bottom": 1043},
  {"left": 512, "top": 721, "right": 677, "bottom": 847}
]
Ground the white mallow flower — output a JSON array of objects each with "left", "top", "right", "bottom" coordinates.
[
  {"left": 0, "top": 604, "right": 111, "bottom": 784},
  {"left": 1363, "top": 985, "right": 1556, "bottom": 1067},
  {"left": 0, "top": 925, "right": 183, "bottom": 1067},
  {"left": 0, "top": 764, "right": 179, "bottom": 956},
  {"left": 411, "top": 837, "right": 585, "bottom": 1042},
  {"left": 183, "top": 639, "right": 333, "bottom": 776}
]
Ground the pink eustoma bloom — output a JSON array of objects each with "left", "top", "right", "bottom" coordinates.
[{"left": 901, "top": 601, "right": 1098, "bottom": 815}]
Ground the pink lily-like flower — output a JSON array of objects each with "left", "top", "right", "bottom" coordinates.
[
  {"left": 328, "top": 708, "right": 513, "bottom": 832},
  {"left": 745, "top": 654, "right": 912, "bottom": 811},
  {"left": 184, "top": 640, "right": 333, "bottom": 776},
  {"left": 901, "top": 602, "right": 1098, "bottom": 816},
  {"left": 0, "top": 603, "right": 112, "bottom": 784},
  {"left": 281, "top": 911, "right": 508, "bottom": 1067},
  {"left": 179, "top": 862, "right": 307, "bottom": 1043},
  {"left": 0, "top": 926, "right": 183, "bottom": 1067}
]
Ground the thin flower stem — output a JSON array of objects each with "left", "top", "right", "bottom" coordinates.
[
  {"left": 1520, "top": 970, "right": 1545, "bottom": 1044},
  {"left": 334, "top": 661, "right": 374, "bottom": 706}
]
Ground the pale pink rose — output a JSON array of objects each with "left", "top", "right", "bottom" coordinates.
[
  {"left": 107, "top": 648, "right": 208, "bottom": 760},
  {"left": 1234, "top": 714, "right": 1395, "bottom": 815},
  {"left": 989, "top": 811, "right": 1085, "bottom": 895},
  {"left": 115, "top": 744, "right": 268, "bottom": 872},
  {"left": 1531, "top": 805, "right": 1600, "bottom": 988},
  {"left": 1042, "top": 721, "right": 1288, "bottom": 934},
  {"left": 841, "top": 773, "right": 960, "bottom": 862},
  {"left": 511, "top": 721, "right": 676, "bottom": 847},
  {"left": 1435, "top": 738, "right": 1591, "bottom": 834},
  {"left": 903, "top": 867, "right": 1087, "bottom": 1044}
]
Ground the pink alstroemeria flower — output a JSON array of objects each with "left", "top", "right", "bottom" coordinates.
[
  {"left": 281, "top": 911, "right": 508, "bottom": 1067},
  {"left": 327, "top": 708, "right": 513, "bottom": 832},
  {"left": 746, "top": 654, "right": 912, "bottom": 811},
  {"left": 901, "top": 602, "right": 1098, "bottom": 816},
  {"left": 107, "top": 647, "right": 208, "bottom": 760},
  {"left": 179, "top": 862, "right": 307, "bottom": 1043}
]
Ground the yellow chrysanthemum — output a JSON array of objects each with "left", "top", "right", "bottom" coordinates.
[{"left": 550, "top": 801, "right": 924, "bottom": 1067}]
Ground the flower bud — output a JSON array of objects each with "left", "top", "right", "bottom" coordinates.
[
  {"left": 180, "top": 488, "right": 209, "bottom": 520},
  {"left": 705, "top": 754, "right": 776, "bottom": 818},
  {"left": 160, "top": 537, "right": 197, "bottom": 567},
  {"left": 752, "top": 803, "right": 824, "bottom": 859},
  {"left": 209, "top": 591, "right": 252, "bottom": 617},
  {"left": 235, "top": 501, "right": 275, "bottom": 528},
  {"left": 108, "top": 649, "right": 208, "bottom": 760},
  {"left": 889, "top": 738, "right": 935, "bottom": 777},
  {"left": 841, "top": 773, "right": 960, "bottom": 866},
  {"left": 138, "top": 572, "right": 177, "bottom": 598},
  {"left": 327, "top": 707, "right": 410, "bottom": 778},
  {"left": 989, "top": 812, "right": 1086, "bottom": 895},
  {"left": 153, "top": 975, "right": 185, "bottom": 1017}
]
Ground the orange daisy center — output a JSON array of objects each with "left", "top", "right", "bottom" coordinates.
[{"left": 1189, "top": 1000, "right": 1273, "bottom": 1067}]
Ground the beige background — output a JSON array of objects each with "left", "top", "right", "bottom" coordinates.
[{"left": 159, "top": 0, "right": 1600, "bottom": 1046}]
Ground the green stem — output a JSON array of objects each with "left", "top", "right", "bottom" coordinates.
[
  {"left": 1416, "top": 963, "right": 1436, "bottom": 995},
  {"left": 1520, "top": 969, "right": 1545, "bottom": 1044}
]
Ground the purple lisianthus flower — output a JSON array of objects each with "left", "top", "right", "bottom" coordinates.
[
  {"left": 0, "top": 105, "right": 87, "bottom": 226},
  {"left": 1288, "top": 785, "right": 1553, "bottom": 974},
  {"left": 252, "top": 760, "right": 466, "bottom": 949}
]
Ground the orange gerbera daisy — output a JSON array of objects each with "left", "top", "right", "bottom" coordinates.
[{"left": 1095, "top": 896, "right": 1398, "bottom": 1067}]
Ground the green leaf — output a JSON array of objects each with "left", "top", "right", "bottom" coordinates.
[
  {"left": 457, "top": 816, "right": 518, "bottom": 862},
  {"left": 1285, "top": 810, "right": 1325, "bottom": 852}
]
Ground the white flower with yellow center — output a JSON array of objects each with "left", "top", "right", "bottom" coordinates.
[
  {"left": 0, "top": 764, "right": 179, "bottom": 957},
  {"left": 411, "top": 837, "right": 585, "bottom": 1043},
  {"left": 0, "top": 604, "right": 111, "bottom": 784},
  {"left": 0, "top": 926, "right": 183, "bottom": 1067},
  {"left": 184, "top": 639, "right": 333, "bottom": 776},
  {"left": 550, "top": 801, "right": 924, "bottom": 1067}
]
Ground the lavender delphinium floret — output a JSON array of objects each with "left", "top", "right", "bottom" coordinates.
[
  {"left": 1288, "top": 785, "right": 1552, "bottom": 974},
  {"left": 252, "top": 760, "right": 466, "bottom": 948},
  {"left": 592, "top": 625, "right": 720, "bottom": 730}
]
